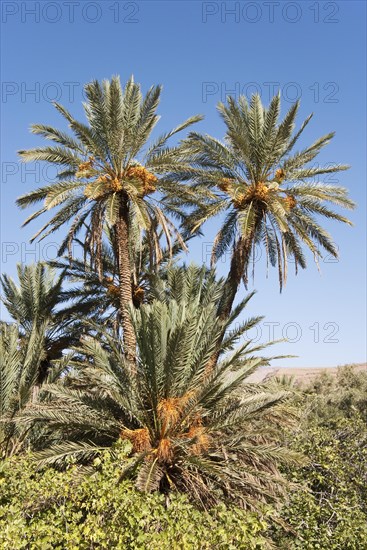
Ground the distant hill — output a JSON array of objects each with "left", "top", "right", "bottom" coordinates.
[{"left": 247, "top": 363, "right": 367, "bottom": 385}]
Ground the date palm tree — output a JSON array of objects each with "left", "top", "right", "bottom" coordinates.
[
  {"left": 183, "top": 93, "right": 355, "bottom": 318},
  {"left": 1, "top": 263, "right": 83, "bottom": 385},
  {"left": 0, "top": 322, "right": 64, "bottom": 458},
  {"left": 16, "top": 76, "right": 202, "bottom": 363},
  {"left": 18, "top": 267, "right": 300, "bottom": 510}
]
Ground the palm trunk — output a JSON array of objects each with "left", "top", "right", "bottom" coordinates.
[
  {"left": 218, "top": 236, "right": 250, "bottom": 319},
  {"left": 206, "top": 235, "right": 253, "bottom": 373},
  {"left": 116, "top": 199, "right": 136, "bottom": 366}
]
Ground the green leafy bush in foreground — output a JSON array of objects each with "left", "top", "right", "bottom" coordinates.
[{"left": 0, "top": 443, "right": 269, "bottom": 550}]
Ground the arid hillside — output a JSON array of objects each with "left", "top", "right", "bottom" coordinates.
[{"left": 247, "top": 363, "right": 367, "bottom": 385}]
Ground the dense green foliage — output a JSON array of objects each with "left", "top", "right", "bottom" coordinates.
[
  {"left": 273, "top": 366, "right": 367, "bottom": 549},
  {"left": 277, "top": 420, "right": 367, "bottom": 549},
  {"left": 0, "top": 446, "right": 269, "bottom": 549}
]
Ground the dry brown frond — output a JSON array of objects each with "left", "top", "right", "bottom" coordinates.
[
  {"left": 283, "top": 195, "right": 297, "bottom": 210},
  {"left": 275, "top": 168, "right": 286, "bottom": 183},
  {"left": 218, "top": 177, "right": 234, "bottom": 192},
  {"left": 186, "top": 425, "right": 212, "bottom": 456},
  {"left": 106, "top": 284, "right": 120, "bottom": 298},
  {"left": 156, "top": 438, "right": 174, "bottom": 462},
  {"left": 133, "top": 286, "right": 145, "bottom": 306},
  {"left": 120, "top": 428, "right": 152, "bottom": 453}
]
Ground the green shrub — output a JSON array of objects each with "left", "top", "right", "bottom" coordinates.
[
  {"left": 272, "top": 367, "right": 367, "bottom": 550},
  {"left": 0, "top": 444, "right": 269, "bottom": 549},
  {"left": 307, "top": 365, "right": 367, "bottom": 423}
]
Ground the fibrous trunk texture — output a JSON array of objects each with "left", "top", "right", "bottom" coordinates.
[{"left": 116, "top": 199, "right": 137, "bottom": 367}]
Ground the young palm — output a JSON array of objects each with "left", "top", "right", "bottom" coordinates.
[
  {"left": 18, "top": 267, "right": 299, "bottom": 510},
  {"left": 17, "top": 76, "right": 202, "bottom": 362},
  {"left": 0, "top": 322, "right": 59, "bottom": 458},
  {"left": 183, "top": 93, "right": 355, "bottom": 317},
  {"left": 1, "top": 263, "right": 80, "bottom": 385}
]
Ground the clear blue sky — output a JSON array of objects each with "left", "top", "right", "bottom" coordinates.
[{"left": 1, "top": 1, "right": 366, "bottom": 367}]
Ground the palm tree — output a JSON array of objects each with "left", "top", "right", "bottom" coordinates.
[
  {"left": 18, "top": 267, "right": 300, "bottom": 510},
  {"left": 0, "top": 322, "right": 60, "bottom": 458},
  {"left": 1, "top": 263, "right": 80, "bottom": 385},
  {"left": 16, "top": 76, "right": 202, "bottom": 363},
  {"left": 182, "top": 93, "right": 355, "bottom": 318}
]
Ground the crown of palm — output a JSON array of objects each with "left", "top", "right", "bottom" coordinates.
[
  {"left": 17, "top": 76, "right": 202, "bottom": 256},
  {"left": 0, "top": 263, "right": 86, "bottom": 369},
  {"left": 184, "top": 94, "right": 354, "bottom": 288},
  {"left": 1, "top": 263, "right": 66, "bottom": 330}
]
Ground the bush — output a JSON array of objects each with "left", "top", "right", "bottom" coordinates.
[
  {"left": 307, "top": 364, "right": 367, "bottom": 423},
  {"left": 0, "top": 444, "right": 269, "bottom": 550},
  {"left": 272, "top": 366, "right": 367, "bottom": 550}
]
